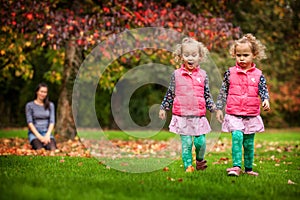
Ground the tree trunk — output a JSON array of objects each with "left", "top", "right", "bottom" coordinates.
[{"left": 55, "top": 38, "right": 82, "bottom": 140}]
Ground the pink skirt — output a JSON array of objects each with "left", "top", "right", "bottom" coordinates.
[
  {"left": 222, "top": 114, "right": 264, "bottom": 134},
  {"left": 169, "top": 115, "right": 211, "bottom": 136}
]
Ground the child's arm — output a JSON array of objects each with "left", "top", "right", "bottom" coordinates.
[
  {"left": 258, "top": 74, "right": 270, "bottom": 111},
  {"left": 216, "top": 70, "right": 230, "bottom": 109},
  {"left": 159, "top": 72, "right": 175, "bottom": 120},
  {"left": 204, "top": 75, "right": 217, "bottom": 112},
  {"left": 216, "top": 70, "right": 230, "bottom": 123}
]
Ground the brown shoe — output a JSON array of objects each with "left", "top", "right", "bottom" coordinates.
[{"left": 196, "top": 160, "right": 207, "bottom": 170}]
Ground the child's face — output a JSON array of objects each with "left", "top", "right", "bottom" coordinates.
[
  {"left": 182, "top": 42, "right": 200, "bottom": 71},
  {"left": 235, "top": 43, "right": 255, "bottom": 70}
]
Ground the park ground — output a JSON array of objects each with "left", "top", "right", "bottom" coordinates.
[{"left": 0, "top": 128, "right": 299, "bottom": 200}]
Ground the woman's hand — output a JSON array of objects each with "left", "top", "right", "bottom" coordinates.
[
  {"left": 159, "top": 109, "right": 166, "bottom": 120},
  {"left": 43, "top": 134, "right": 51, "bottom": 145},
  {"left": 216, "top": 110, "right": 224, "bottom": 123},
  {"left": 37, "top": 134, "right": 50, "bottom": 145},
  {"left": 262, "top": 99, "right": 270, "bottom": 111},
  {"left": 37, "top": 135, "right": 48, "bottom": 145},
  {"left": 43, "top": 124, "right": 54, "bottom": 145}
]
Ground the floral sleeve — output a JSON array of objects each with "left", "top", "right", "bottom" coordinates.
[
  {"left": 160, "top": 72, "right": 175, "bottom": 111},
  {"left": 216, "top": 70, "right": 230, "bottom": 110},
  {"left": 204, "top": 75, "right": 217, "bottom": 112},
  {"left": 258, "top": 74, "right": 270, "bottom": 101}
]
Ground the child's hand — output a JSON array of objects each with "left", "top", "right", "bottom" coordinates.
[
  {"left": 159, "top": 109, "right": 166, "bottom": 120},
  {"left": 262, "top": 99, "right": 270, "bottom": 111},
  {"left": 216, "top": 110, "right": 224, "bottom": 123}
]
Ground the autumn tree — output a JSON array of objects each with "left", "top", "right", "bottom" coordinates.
[{"left": 1, "top": 0, "right": 240, "bottom": 138}]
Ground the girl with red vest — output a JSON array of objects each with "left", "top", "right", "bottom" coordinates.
[
  {"left": 159, "top": 37, "right": 217, "bottom": 172},
  {"left": 216, "top": 33, "right": 270, "bottom": 176}
]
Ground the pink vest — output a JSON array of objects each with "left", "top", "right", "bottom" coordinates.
[
  {"left": 226, "top": 65, "right": 262, "bottom": 116},
  {"left": 172, "top": 66, "right": 206, "bottom": 116}
]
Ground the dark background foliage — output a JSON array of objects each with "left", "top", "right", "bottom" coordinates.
[{"left": 0, "top": 0, "right": 299, "bottom": 134}]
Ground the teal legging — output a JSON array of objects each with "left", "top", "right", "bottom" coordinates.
[
  {"left": 231, "top": 130, "right": 255, "bottom": 171},
  {"left": 180, "top": 135, "right": 206, "bottom": 170}
]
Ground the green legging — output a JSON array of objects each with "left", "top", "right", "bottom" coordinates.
[
  {"left": 231, "top": 130, "right": 255, "bottom": 171},
  {"left": 180, "top": 135, "right": 206, "bottom": 170}
]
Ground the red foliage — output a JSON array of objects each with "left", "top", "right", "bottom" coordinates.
[
  {"left": 1, "top": 0, "right": 241, "bottom": 51},
  {"left": 25, "top": 13, "right": 33, "bottom": 20}
]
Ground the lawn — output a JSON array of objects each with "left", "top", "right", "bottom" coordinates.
[{"left": 0, "top": 129, "right": 299, "bottom": 200}]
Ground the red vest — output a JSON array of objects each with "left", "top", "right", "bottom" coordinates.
[
  {"left": 172, "top": 66, "right": 206, "bottom": 116},
  {"left": 226, "top": 65, "right": 262, "bottom": 116}
]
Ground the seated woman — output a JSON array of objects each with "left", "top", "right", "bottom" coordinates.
[{"left": 25, "top": 83, "right": 57, "bottom": 150}]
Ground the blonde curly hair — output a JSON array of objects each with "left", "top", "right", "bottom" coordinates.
[
  {"left": 229, "top": 33, "right": 267, "bottom": 61},
  {"left": 174, "top": 37, "right": 209, "bottom": 63}
]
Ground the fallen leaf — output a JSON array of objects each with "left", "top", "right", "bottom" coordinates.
[
  {"left": 213, "top": 157, "right": 229, "bottom": 165},
  {"left": 288, "top": 180, "right": 296, "bottom": 185},
  {"left": 270, "top": 155, "right": 275, "bottom": 160},
  {"left": 163, "top": 167, "right": 169, "bottom": 171},
  {"left": 167, "top": 177, "right": 175, "bottom": 181},
  {"left": 121, "top": 162, "right": 129, "bottom": 166},
  {"left": 0, "top": 137, "right": 91, "bottom": 157},
  {"left": 220, "top": 157, "right": 229, "bottom": 161},
  {"left": 276, "top": 148, "right": 282, "bottom": 153}
]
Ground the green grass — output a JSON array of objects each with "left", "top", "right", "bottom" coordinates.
[
  {"left": 0, "top": 129, "right": 300, "bottom": 200},
  {"left": 0, "top": 129, "right": 28, "bottom": 138}
]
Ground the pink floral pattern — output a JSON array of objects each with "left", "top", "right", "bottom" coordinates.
[
  {"left": 169, "top": 115, "right": 211, "bottom": 135},
  {"left": 222, "top": 114, "right": 264, "bottom": 134}
]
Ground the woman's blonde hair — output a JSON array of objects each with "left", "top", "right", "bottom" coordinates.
[
  {"left": 174, "top": 37, "right": 209, "bottom": 63},
  {"left": 229, "top": 33, "right": 267, "bottom": 61}
]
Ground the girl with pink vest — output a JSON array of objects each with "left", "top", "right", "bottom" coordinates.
[
  {"left": 159, "top": 37, "right": 217, "bottom": 172},
  {"left": 216, "top": 34, "right": 270, "bottom": 176}
]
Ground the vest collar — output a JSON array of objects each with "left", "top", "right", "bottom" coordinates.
[
  {"left": 180, "top": 64, "right": 200, "bottom": 75},
  {"left": 235, "top": 63, "right": 256, "bottom": 73}
]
